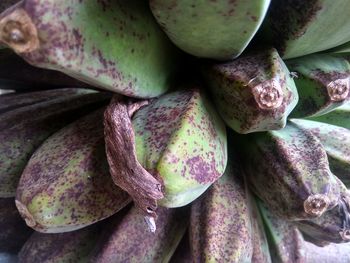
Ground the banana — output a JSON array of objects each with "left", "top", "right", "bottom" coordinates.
[
  {"left": 307, "top": 102, "right": 350, "bottom": 129},
  {"left": 189, "top": 154, "right": 253, "bottom": 263},
  {"left": 291, "top": 119, "right": 350, "bottom": 187},
  {"left": 18, "top": 223, "right": 102, "bottom": 263},
  {"left": 0, "top": 198, "right": 33, "bottom": 254},
  {"left": 327, "top": 41, "right": 350, "bottom": 54},
  {"left": 104, "top": 89, "right": 227, "bottom": 219},
  {"left": 264, "top": 0, "right": 350, "bottom": 59},
  {"left": 15, "top": 109, "right": 131, "bottom": 233},
  {"left": 89, "top": 205, "right": 189, "bottom": 263},
  {"left": 240, "top": 122, "right": 341, "bottom": 220},
  {"left": 286, "top": 53, "right": 350, "bottom": 118},
  {"left": 0, "top": 92, "right": 110, "bottom": 198},
  {"left": 203, "top": 48, "right": 298, "bottom": 133},
  {"left": 304, "top": 241, "right": 350, "bottom": 263},
  {"left": 149, "top": 0, "right": 270, "bottom": 60},
  {"left": 0, "top": 0, "right": 179, "bottom": 98},
  {"left": 256, "top": 198, "right": 306, "bottom": 263}
]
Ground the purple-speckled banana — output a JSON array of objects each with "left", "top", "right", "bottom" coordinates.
[
  {"left": 104, "top": 89, "right": 227, "bottom": 221},
  {"left": 0, "top": 0, "right": 179, "bottom": 98},
  {"left": 18, "top": 222, "right": 102, "bottom": 263},
  {"left": 240, "top": 121, "right": 341, "bottom": 220},
  {"left": 0, "top": 198, "right": 32, "bottom": 254},
  {"left": 15, "top": 109, "right": 131, "bottom": 233},
  {"left": 286, "top": 53, "right": 350, "bottom": 118},
  {"left": 291, "top": 119, "right": 350, "bottom": 187},
  {"left": 256, "top": 198, "right": 306, "bottom": 263},
  {"left": 203, "top": 48, "right": 298, "bottom": 133},
  {"left": 149, "top": 0, "right": 270, "bottom": 60},
  {"left": 89, "top": 206, "right": 189, "bottom": 263},
  {"left": 0, "top": 91, "right": 110, "bottom": 198},
  {"left": 189, "top": 155, "right": 253, "bottom": 262}
]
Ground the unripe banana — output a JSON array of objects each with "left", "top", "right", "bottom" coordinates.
[
  {"left": 0, "top": 92, "right": 110, "bottom": 198},
  {"left": 0, "top": 0, "right": 179, "bottom": 98},
  {"left": 241, "top": 122, "right": 341, "bottom": 220},
  {"left": 203, "top": 48, "right": 298, "bottom": 133},
  {"left": 286, "top": 53, "right": 350, "bottom": 118},
  {"left": 15, "top": 109, "right": 131, "bottom": 233},
  {"left": 89, "top": 206, "right": 189, "bottom": 263},
  {"left": 190, "top": 155, "right": 253, "bottom": 262},
  {"left": 149, "top": 0, "right": 270, "bottom": 60}
]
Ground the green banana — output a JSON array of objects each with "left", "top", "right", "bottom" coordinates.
[
  {"left": 149, "top": 0, "right": 270, "bottom": 60},
  {"left": 264, "top": 0, "right": 350, "bottom": 59},
  {"left": 104, "top": 89, "right": 227, "bottom": 219},
  {"left": 240, "top": 122, "right": 341, "bottom": 220},
  {"left": 327, "top": 41, "right": 350, "bottom": 54},
  {"left": 203, "top": 48, "right": 298, "bottom": 133},
  {"left": 18, "top": 223, "right": 102, "bottom": 263},
  {"left": 0, "top": 198, "right": 33, "bottom": 254},
  {"left": 0, "top": 92, "right": 110, "bottom": 198},
  {"left": 189, "top": 155, "right": 253, "bottom": 263},
  {"left": 307, "top": 102, "right": 350, "bottom": 129},
  {"left": 304, "top": 241, "right": 350, "bottom": 263},
  {"left": 291, "top": 119, "right": 350, "bottom": 187},
  {"left": 257, "top": 198, "right": 306, "bottom": 263},
  {"left": 15, "top": 109, "right": 131, "bottom": 233},
  {"left": 89, "top": 206, "right": 189, "bottom": 263},
  {"left": 0, "top": 0, "right": 179, "bottom": 98},
  {"left": 286, "top": 53, "right": 350, "bottom": 118}
]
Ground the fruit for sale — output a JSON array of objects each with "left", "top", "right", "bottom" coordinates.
[
  {"left": 190, "top": 156, "right": 253, "bottom": 262},
  {"left": 291, "top": 119, "right": 350, "bottom": 187},
  {"left": 149, "top": 0, "right": 270, "bottom": 60},
  {"left": 90, "top": 206, "right": 189, "bottom": 263},
  {"left": 0, "top": 198, "right": 32, "bottom": 254},
  {"left": 0, "top": 0, "right": 179, "bottom": 98},
  {"left": 18, "top": 222, "right": 101, "bottom": 263},
  {"left": 241, "top": 122, "right": 341, "bottom": 220},
  {"left": 0, "top": 92, "right": 110, "bottom": 198},
  {"left": 286, "top": 54, "right": 350, "bottom": 117},
  {"left": 203, "top": 48, "right": 298, "bottom": 133},
  {"left": 104, "top": 89, "right": 227, "bottom": 219},
  {"left": 265, "top": 0, "right": 350, "bottom": 59},
  {"left": 15, "top": 109, "right": 131, "bottom": 233}
]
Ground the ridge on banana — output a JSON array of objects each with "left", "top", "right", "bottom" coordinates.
[{"left": 0, "top": 0, "right": 180, "bottom": 98}]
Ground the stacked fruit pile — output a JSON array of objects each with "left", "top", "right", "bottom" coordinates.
[{"left": 1, "top": 0, "right": 350, "bottom": 262}]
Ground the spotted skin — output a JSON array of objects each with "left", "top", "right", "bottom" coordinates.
[
  {"left": 203, "top": 48, "right": 298, "bottom": 134},
  {"left": 0, "top": 0, "right": 179, "bottom": 98},
  {"left": 132, "top": 89, "right": 227, "bottom": 207},
  {"left": 15, "top": 109, "right": 130, "bottom": 233}
]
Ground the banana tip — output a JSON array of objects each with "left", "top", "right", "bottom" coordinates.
[
  {"left": 15, "top": 199, "right": 37, "bottom": 228},
  {"left": 303, "top": 194, "right": 329, "bottom": 217}
]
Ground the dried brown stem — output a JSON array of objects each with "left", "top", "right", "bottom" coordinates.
[{"left": 104, "top": 95, "right": 164, "bottom": 218}]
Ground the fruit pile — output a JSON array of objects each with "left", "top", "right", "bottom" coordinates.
[{"left": 1, "top": 0, "right": 350, "bottom": 262}]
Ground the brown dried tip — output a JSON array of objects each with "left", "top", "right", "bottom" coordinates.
[
  {"left": 15, "top": 200, "right": 36, "bottom": 228},
  {"left": 0, "top": 7, "right": 39, "bottom": 53},
  {"left": 252, "top": 78, "right": 283, "bottom": 110},
  {"left": 103, "top": 95, "right": 164, "bottom": 220},
  {"left": 327, "top": 77, "right": 350, "bottom": 102},
  {"left": 303, "top": 194, "right": 329, "bottom": 217}
]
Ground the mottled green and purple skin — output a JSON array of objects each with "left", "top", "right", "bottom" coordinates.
[
  {"left": 132, "top": 89, "right": 227, "bottom": 207},
  {"left": 291, "top": 119, "right": 350, "bottom": 187},
  {"left": 149, "top": 0, "right": 270, "bottom": 60},
  {"left": 203, "top": 48, "right": 298, "bottom": 134},
  {"left": 15, "top": 109, "right": 131, "bottom": 233},
  {"left": 266, "top": 0, "right": 350, "bottom": 59},
  {"left": 90, "top": 206, "right": 189, "bottom": 263},
  {"left": 0, "top": 92, "right": 110, "bottom": 198},
  {"left": 287, "top": 54, "right": 350, "bottom": 118},
  {"left": 241, "top": 122, "right": 341, "bottom": 220},
  {"left": 18, "top": 223, "right": 101, "bottom": 263},
  {"left": 307, "top": 102, "right": 350, "bottom": 130},
  {"left": 0, "top": 0, "right": 179, "bottom": 98},
  {"left": 304, "top": 241, "right": 350, "bottom": 263},
  {"left": 189, "top": 156, "right": 253, "bottom": 263},
  {"left": 257, "top": 199, "right": 306, "bottom": 263},
  {"left": 0, "top": 198, "right": 33, "bottom": 254}
]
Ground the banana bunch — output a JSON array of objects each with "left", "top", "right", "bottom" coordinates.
[{"left": 3, "top": 0, "right": 350, "bottom": 262}]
